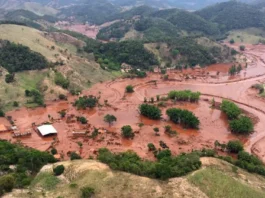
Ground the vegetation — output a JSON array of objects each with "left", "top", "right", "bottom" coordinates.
[
  {"left": 98, "top": 148, "right": 201, "bottom": 180},
  {"left": 0, "top": 140, "right": 55, "bottom": 195},
  {"left": 0, "top": 40, "right": 48, "bottom": 73},
  {"left": 104, "top": 114, "right": 117, "bottom": 127},
  {"left": 139, "top": 104, "right": 162, "bottom": 120},
  {"left": 25, "top": 89, "right": 44, "bottom": 106},
  {"left": 121, "top": 125, "right": 134, "bottom": 139},
  {"left": 168, "top": 90, "right": 201, "bottom": 102},
  {"left": 220, "top": 100, "right": 241, "bottom": 120},
  {"left": 166, "top": 108, "right": 200, "bottom": 129},
  {"left": 77, "top": 116, "right": 88, "bottom": 124},
  {"left": 70, "top": 152, "right": 81, "bottom": 160},
  {"left": 125, "top": 85, "right": 134, "bottom": 93},
  {"left": 5, "top": 74, "right": 15, "bottom": 83},
  {"left": 252, "top": 84, "right": 264, "bottom": 94},
  {"left": 196, "top": 1, "right": 265, "bottom": 32},
  {"left": 53, "top": 165, "right": 65, "bottom": 176},
  {"left": 80, "top": 186, "right": 95, "bottom": 198},
  {"left": 54, "top": 72, "right": 69, "bottom": 89},
  {"left": 74, "top": 95, "right": 98, "bottom": 109},
  {"left": 229, "top": 116, "right": 254, "bottom": 135},
  {"left": 87, "top": 40, "right": 158, "bottom": 71},
  {"left": 0, "top": 109, "right": 5, "bottom": 117},
  {"left": 226, "top": 140, "right": 244, "bottom": 153},
  {"left": 189, "top": 167, "right": 265, "bottom": 198}
]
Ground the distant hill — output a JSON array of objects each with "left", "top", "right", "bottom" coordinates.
[
  {"left": 58, "top": 0, "right": 120, "bottom": 24},
  {"left": 195, "top": 1, "right": 265, "bottom": 31}
]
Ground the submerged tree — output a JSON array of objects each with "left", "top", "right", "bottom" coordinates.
[{"left": 104, "top": 114, "right": 117, "bottom": 127}]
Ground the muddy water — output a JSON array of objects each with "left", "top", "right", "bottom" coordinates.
[{"left": 1, "top": 43, "right": 265, "bottom": 161}]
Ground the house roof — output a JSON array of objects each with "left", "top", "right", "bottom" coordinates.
[
  {"left": 0, "top": 124, "right": 7, "bottom": 132},
  {"left": 37, "top": 125, "right": 57, "bottom": 136}
]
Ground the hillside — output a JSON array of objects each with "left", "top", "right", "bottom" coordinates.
[
  {"left": 0, "top": 24, "right": 115, "bottom": 110},
  {"left": 5, "top": 158, "right": 265, "bottom": 198},
  {"left": 195, "top": 1, "right": 265, "bottom": 31}
]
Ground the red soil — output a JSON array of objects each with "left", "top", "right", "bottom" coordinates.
[{"left": 1, "top": 43, "right": 265, "bottom": 162}]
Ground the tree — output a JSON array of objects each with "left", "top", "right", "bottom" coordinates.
[
  {"left": 153, "top": 127, "right": 159, "bottom": 136},
  {"left": 5, "top": 74, "right": 15, "bottom": 83},
  {"left": 229, "top": 39, "right": 235, "bottom": 44},
  {"left": 13, "top": 101, "right": 19, "bottom": 107},
  {"left": 227, "top": 140, "right": 243, "bottom": 153},
  {"left": 166, "top": 108, "right": 200, "bottom": 129},
  {"left": 139, "top": 104, "right": 161, "bottom": 120},
  {"left": 239, "top": 45, "right": 245, "bottom": 51},
  {"left": 147, "top": 143, "right": 156, "bottom": 151},
  {"left": 51, "top": 148, "right": 57, "bottom": 155},
  {"left": 229, "top": 116, "right": 254, "bottom": 134},
  {"left": 220, "top": 100, "right": 241, "bottom": 120},
  {"left": 53, "top": 165, "right": 65, "bottom": 176},
  {"left": 77, "top": 116, "right": 88, "bottom": 124},
  {"left": 74, "top": 95, "right": 97, "bottom": 109},
  {"left": 104, "top": 114, "right": 117, "bottom": 127},
  {"left": 70, "top": 152, "right": 81, "bottom": 160},
  {"left": 121, "top": 125, "right": 134, "bottom": 139},
  {"left": 125, "top": 85, "right": 134, "bottom": 93},
  {"left": 228, "top": 65, "right": 237, "bottom": 76}
]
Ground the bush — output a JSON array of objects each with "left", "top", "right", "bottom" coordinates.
[
  {"left": 13, "top": 101, "right": 19, "bottom": 107},
  {"left": 166, "top": 108, "right": 200, "bottom": 129},
  {"left": 80, "top": 186, "right": 95, "bottom": 198},
  {"left": 53, "top": 165, "right": 65, "bottom": 176},
  {"left": 70, "top": 152, "right": 81, "bottom": 160},
  {"left": 220, "top": 100, "right": 241, "bottom": 120},
  {"left": 147, "top": 143, "right": 156, "bottom": 151},
  {"left": 239, "top": 45, "right": 245, "bottom": 51},
  {"left": 229, "top": 116, "right": 254, "bottom": 134},
  {"left": 5, "top": 74, "right": 15, "bottom": 83},
  {"left": 125, "top": 85, "right": 134, "bottom": 93},
  {"left": 54, "top": 72, "right": 69, "bottom": 89},
  {"left": 51, "top": 148, "right": 57, "bottom": 155},
  {"left": 77, "top": 116, "right": 88, "bottom": 124},
  {"left": 121, "top": 125, "right": 134, "bottom": 139},
  {"left": 227, "top": 140, "right": 243, "bottom": 153},
  {"left": 0, "top": 175, "right": 15, "bottom": 193},
  {"left": 139, "top": 104, "right": 161, "bottom": 120},
  {"left": 74, "top": 95, "right": 97, "bottom": 109},
  {"left": 58, "top": 94, "right": 67, "bottom": 100}
]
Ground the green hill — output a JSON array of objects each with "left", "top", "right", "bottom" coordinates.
[{"left": 195, "top": 1, "right": 265, "bottom": 31}]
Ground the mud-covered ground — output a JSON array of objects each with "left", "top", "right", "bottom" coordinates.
[{"left": 1, "top": 44, "right": 265, "bottom": 162}]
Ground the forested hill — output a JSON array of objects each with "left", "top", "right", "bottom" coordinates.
[
  {"left": 0, "top": 40, "right": 48, "bottom": 73},
  {"left": 195, "top": 1, "right": 265, "bottom": 31}
]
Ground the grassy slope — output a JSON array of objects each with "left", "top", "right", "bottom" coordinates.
[
  {"left": 226, "top": 28, "right": 265, "bottom": 44},
  {"left": 189, "top": 168, "right": 265, "bottom": 198},
  {"left": 7, "top": 158, "right": 265, "bottom": 198},
  {"left": 0, "top": 24, "right": 115, "bottom": 110}
]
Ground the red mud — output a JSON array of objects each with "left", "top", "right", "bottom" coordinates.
[{"left": 1, "top": 43, "right": 265, "bottom": 162}]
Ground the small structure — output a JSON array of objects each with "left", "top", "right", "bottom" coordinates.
[
  {"left": 0, "top": 124, "right": 9, "bottom": 132},
  {"left": 37, "top": 125, "right": 58, "bottom": 136}
]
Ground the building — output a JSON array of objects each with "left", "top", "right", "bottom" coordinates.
[{"left": 37, "top": 125, "right": 58, "bottom": 136}]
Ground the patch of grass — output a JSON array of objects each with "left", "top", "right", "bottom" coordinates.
[
  {"left": 188, "top": 168, "right": 265, "bottom": 198},
  {"left": 31, "top": 172, "right": 60, "bottom": 191},
  {"left": 227, "top": 28, "right": 265, "bottom": 44}
]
